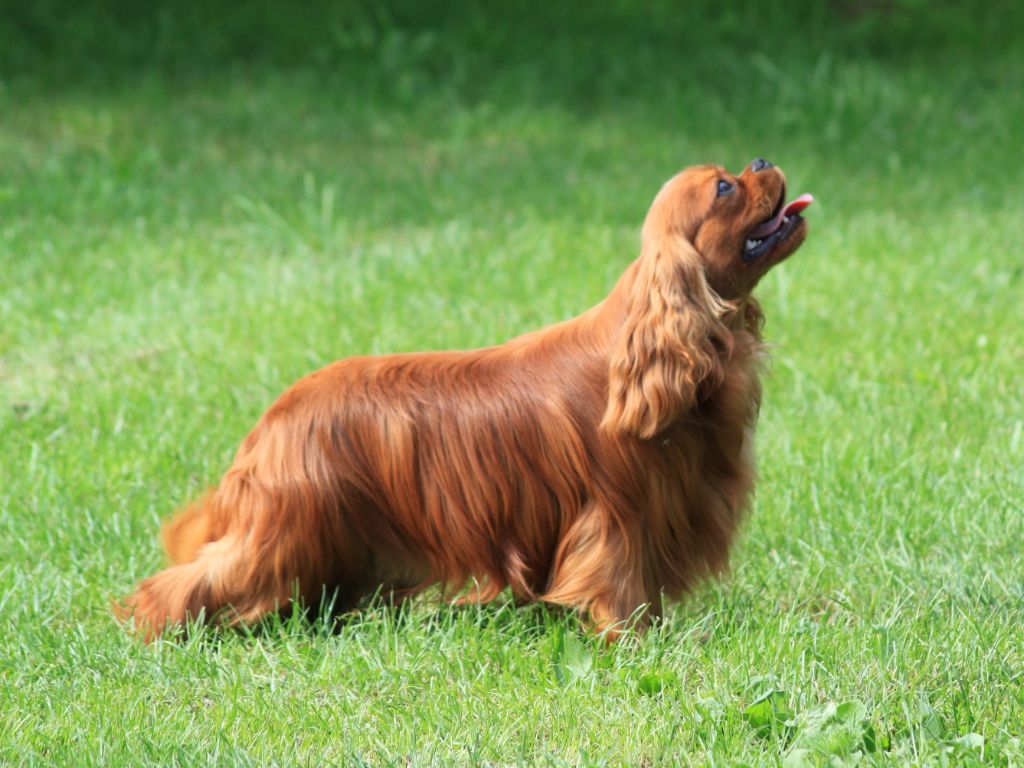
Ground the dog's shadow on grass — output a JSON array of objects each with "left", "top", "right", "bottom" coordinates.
[{"left": 169, "top": 589, "right": 582, "bottom": 649}]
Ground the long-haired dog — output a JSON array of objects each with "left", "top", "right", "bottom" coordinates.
[{"left": 120, "top": 158, "right": 812, "bottom": 639}]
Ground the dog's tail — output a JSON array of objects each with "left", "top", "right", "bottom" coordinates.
[
  {"left": 119, "top": 416, "right": 361, "bottom": 640},
  {"left": 119, "top": 471, "right": 349, "bottom": 640},
  {"left": 116, "top": 531, "right": 262, "bottom": 640},
  {"left": 112, "top": 491, "right": 228, "bottom": 639},
  {"left": 161, "top": 491, "right": 221, "bottom": 565}
]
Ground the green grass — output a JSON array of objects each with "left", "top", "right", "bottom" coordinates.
[{"left": 2, "top": 1, "right": 1023, "bottom": 764}]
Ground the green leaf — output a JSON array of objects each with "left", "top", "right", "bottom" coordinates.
[
  {"left": 638, "top": 671, "right": 669, "bottom": 695},
  {"left": 835, "top": 700, "right": 868, "bottom": 725},
  {"left": 950, "top": 732, "right": 984, "bottom": 752},
  {"left": 743, "top": 689, "right": 794, "bottom": 737},
  {"left": 913, "top": 700, "right": 947, "bottom": 740},
  {"left": 790, "top": 698, "right": 879, "bottom": 758},
  {"left": 560, "top": 632, "right": 593, "bottom": 681},
  {"left": 782, "top": 749, "right": 813, "bottom": 768},
  {"left": 800, "top": 702, "right": 839, "bottom": 735}
]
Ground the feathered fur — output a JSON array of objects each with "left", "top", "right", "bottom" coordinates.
[{"left": 119, "top": 161, "right": 808, "bottom": 639}]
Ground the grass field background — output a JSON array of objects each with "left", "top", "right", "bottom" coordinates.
[{"left": 2, "top": 1, "right": 1022, "bottom": 764}]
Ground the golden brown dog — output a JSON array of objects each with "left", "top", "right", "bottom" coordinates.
[{"left": 121, "top": 159, "right": 812, "bottom": 639}]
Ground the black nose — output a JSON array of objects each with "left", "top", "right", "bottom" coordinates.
[{"left": 750, "top": 157, "right": 773, "bottom": 172}]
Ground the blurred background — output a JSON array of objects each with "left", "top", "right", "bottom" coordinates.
[{"left": 4, "top": 0, "right": 1021, "bottom": 222}]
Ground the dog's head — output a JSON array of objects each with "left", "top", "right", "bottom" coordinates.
[
  {"left": 602, "top": 160, "right": 812, "bottom": 439},
  {"left": 642, "top": 159, "right": 812, "bottom": 297}
]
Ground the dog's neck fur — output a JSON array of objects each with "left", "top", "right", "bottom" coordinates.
[{"left": 535, "top": 254, "right": 763, "bottom": 353}]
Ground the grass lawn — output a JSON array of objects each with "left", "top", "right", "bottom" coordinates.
[{"left": 1, "top": 2, "right": 1022, "bottom": 764}]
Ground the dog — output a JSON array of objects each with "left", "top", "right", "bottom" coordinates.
[{"left": 120, "top": 158, "right": 812, "bottom": 640}]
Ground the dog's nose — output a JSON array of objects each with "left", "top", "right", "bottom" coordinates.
[{"left": 750, "top": 157, "right": 773, "bottom": 172}]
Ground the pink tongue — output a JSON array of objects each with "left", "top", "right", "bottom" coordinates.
[
  {"left": 783, "top": 193, "right": 814, "bottom": 216},
  {"left": 749, "top": 193, "right": 814, "bottom": 238}
]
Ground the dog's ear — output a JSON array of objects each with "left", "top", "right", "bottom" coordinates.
[{"left": 602, "top": 234, "right": 729, "bottom": 439}]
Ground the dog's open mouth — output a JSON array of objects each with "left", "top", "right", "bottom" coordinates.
[{"left": 742, "top": 191, "right": 814, "bottom": 262}]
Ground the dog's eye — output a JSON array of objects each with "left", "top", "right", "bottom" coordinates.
[{"left": 716, "top": 179, "right": 735, "bottom": 197}]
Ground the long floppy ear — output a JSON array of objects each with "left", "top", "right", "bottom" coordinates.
[{"left": 602, "top": 234, "right": 730, "bottom": 439}]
